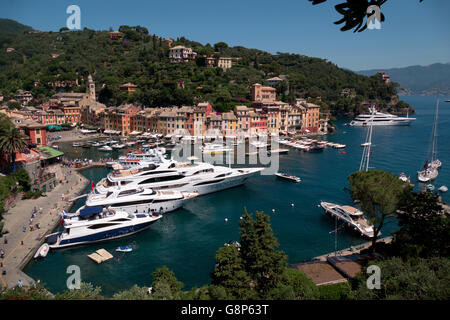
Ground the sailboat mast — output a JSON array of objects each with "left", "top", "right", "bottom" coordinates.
[
  {"left": 431, "top": 99, "right": 439, "bottom": 162},
  {"left": 359, "top": 106, "right": 374, "bottom": 172}
]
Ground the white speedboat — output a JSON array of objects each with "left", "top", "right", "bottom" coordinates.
[
  {"left": 81, "top": 188, "right": 198, "bottom": 215},
  {"left": 438, "top": 185, "right": 448, "bottom": 193},
  {"left": 320, "top": 202, "right": 376, "bottom": 238},
  {"left": 112, "top": 144, "right": 126, "bottom": 149},
  {"left": 201, "top": 143, "right": 232, "bottom": 154},
  {"left": 46, "top": 208, "right": 162, "bottom": 249},
  {"left": 349, "top": 106, "right": 415, "bottom": 126},
  {"left": 99, "top": 145, "right": 113, "bottom": 151},
  {"left": 275, "top": 172, "right": 301, "bottom": 183},
  {"left": 72, "top": 142, "right": 81, "bottom": 147},
  {"left": 95, "top": 159, "right": 264, "bottom": 197}
]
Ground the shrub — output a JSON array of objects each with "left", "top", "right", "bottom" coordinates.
[{"left": 318, "top": 282, "right": 352, "bottom": 300}]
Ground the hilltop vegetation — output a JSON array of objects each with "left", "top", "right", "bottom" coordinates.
[
  {"left": 0, "top": 18, "right": 32, "bottom": 34},
  {"left": 0, "top": 19, "right": 410, "bottom": 115},
  {"left": 357, "top": 63, "right": 450, "bottom": 96}
]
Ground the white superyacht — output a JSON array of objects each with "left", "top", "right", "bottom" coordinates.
[
  {"left": 95, "top": 158, "right": 264, "bottom": 196},
  {"left": 349, "top": 106, "right": 415, "bottom": 126}
]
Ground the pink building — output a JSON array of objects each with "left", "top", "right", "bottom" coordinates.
[{"left": 251, "top": 83, "right": 276, "bottom": 102}]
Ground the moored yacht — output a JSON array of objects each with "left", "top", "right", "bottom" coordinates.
[
  {"left": 95, "top": 159, "right": 264, "bottom": 196},
  {"left": 320, "top": 202, "right": 376, "bottom": 238},
  {"left": 349, "top": 106, "right": 415, "bottom": 126},
  {"left": 80, "top": 188, "right": 198, "bottom": 215},
  {"left": 46, "top": 208, "right": 162, "bottom": 249}
]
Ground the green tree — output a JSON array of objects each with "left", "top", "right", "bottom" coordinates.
[
  {"left": 351, "top": 257, "right": 450, "bottom": 300},
  {"left": 54, "top": 282, "right": 103, "bottom": 300},
  {"left": 214, "top": 42, "right": 228, "bottom": 52},
  {"left": 393, "top": 192, "right": 449, "bottom": 258},
  {"left": 150, "top": 266, "right": 184, "bottom": 300},
  {"left": 113, "top": 285, "right": 151, "bottom": 300},
  {"left": 211, "top": 243, "right": 254, "bottom": 299},
  {"left": 0, "top": 126, "right": 26, "bottom": 173},
  {"left": 308, "top": 1, "right": 424, "bottom": 33},
  {"left": 239, "top": 210, "right": 288, "bottom": 295},
  {"left": 348, "top": 169, "right": 411, "bottom": 254}
]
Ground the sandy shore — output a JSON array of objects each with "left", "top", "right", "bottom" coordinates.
[{"left": 0, "top": 163, "right": 89, "bottom": 289}]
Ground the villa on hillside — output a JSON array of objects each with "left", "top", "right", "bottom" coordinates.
[{"left": 169, "top": 45, "right": 197, "bottom": 63}]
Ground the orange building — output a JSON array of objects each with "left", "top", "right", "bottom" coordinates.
[
  {"left": 302, "top": 103, "right": 320, "bottom": 132},
  {"left": 120, "top": 83, "right": 138, "bottom": 95},
  {"left": 60, "top": 105, "right": 81, "bottom": 124},
  {"left": 104, "top": 104, "right": 141, "bottom": 136},
  {"left": 251, "top": 83, "right": 276, "bottom": 102}
]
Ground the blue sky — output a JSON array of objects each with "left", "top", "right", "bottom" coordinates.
[{"left": 1, "top": 0, "right": 449, "bottom": 71}]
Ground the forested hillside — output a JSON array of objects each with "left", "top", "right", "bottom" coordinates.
[
  {"left": 0, "top": 19, "right": 411, "bottom": 115},
  {"left": 357, "top": 63, "right": 450, "bottom": 96}
]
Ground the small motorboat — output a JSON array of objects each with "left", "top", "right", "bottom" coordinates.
[
  {"left": 399, "top": 173, "right": 411, "bottom": 183},
  {"left": 34, "top": 243, "right": 50, "bottom": 259},
  {"left": 275, "top": 172, "right": 301, "bottom": 183},
  {"left": 99, "top": 145, "right": 113, "bottom": 151},
  {"left": 438, "top": 185, "right": 448, "bottom": 193},
  {"left": 426, "top": 184, "right": 435, "bottom": 191},
  {"left": 72, "top": 142, "right": 81, "bottom": 147},
  {"left": 116, "top": 246, "right": 133, "bottom": 253}
]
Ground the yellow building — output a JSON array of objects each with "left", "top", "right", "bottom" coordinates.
[{"left": 217, "top": 57, "right": 232, "bottom": 70}]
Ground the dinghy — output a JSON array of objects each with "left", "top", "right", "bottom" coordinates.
[
  {"left": 34, "top": 243, "right": 49, "bottom": 259},
  {"left": 116, "top": 246, "right": 133, "bottom": 253}
]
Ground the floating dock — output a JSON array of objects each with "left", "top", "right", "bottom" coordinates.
[{"left": 88, "top": 249, "right": 113, "bottom": 264}]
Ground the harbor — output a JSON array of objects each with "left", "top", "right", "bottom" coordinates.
[{"left": 4, "top": 95, "right": 449, "bottom": 295}]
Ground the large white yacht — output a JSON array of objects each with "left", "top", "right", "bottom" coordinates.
[
  {"left": 320, "top": 202, "right": 376, "bottom": 238},
  {"left": 79, "top": 188, "right": 198, "bottom": 215},
  {"left": 95, "top": 159, "right": 264, "bottom": 196},
  {"left": 349, "top": 107, "right": 415, "bottom": 126},
  {"left": 46, "top": 208, "right": 163, "bottom": 249}
]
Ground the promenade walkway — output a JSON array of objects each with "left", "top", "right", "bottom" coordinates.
[{"left": 0, "top": 164, "right": 89, "bottom": 289}]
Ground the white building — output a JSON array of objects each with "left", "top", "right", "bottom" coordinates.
[{"left": 169, "top": 45, "right": 197, "bottom": 63}]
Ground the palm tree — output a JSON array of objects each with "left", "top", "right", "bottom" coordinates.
[{"left": 0, "top": 127, "right": 27, "bottom": 173}]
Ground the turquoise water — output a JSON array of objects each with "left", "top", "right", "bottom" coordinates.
[{"left": 24, "top": 95, "right": 450, "bottom": 296}]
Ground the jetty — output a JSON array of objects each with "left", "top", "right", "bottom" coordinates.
[{"left": 0, "top": 164, "right": 90, "bottom": 289}]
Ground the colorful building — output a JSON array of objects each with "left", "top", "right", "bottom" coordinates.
[
  {"left": 104, "top": 104, "right": 141, "bottom": 136},
  {"left": 251, "top": 83, "right": 276, "bottom": 102}
]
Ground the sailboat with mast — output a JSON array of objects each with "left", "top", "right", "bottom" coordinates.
[
  {"left": 319, "top": 107, "right": 376, "bottom": 239},
  {"left": 418, "top": 99, "right": 441, "bottom": 183}
]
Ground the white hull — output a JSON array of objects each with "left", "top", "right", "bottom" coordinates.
[
  {"left": 418, "top": 168, "right": 438, "bottom": 182},
  {"left": 350, "top": 119, "right": 414, "bottom": 126}
]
